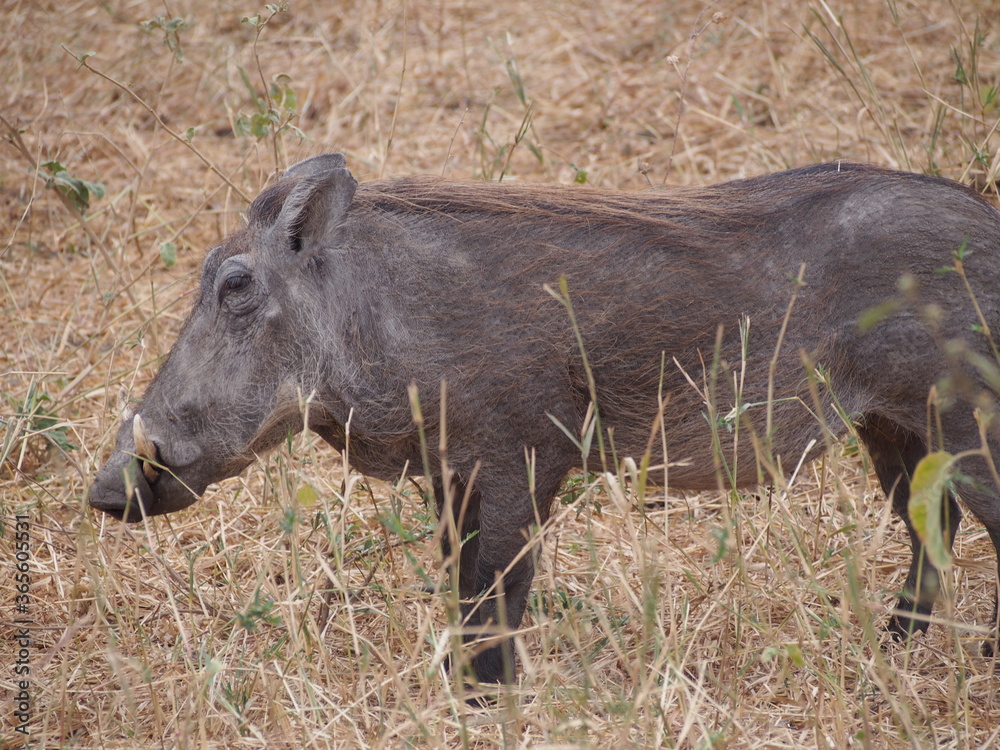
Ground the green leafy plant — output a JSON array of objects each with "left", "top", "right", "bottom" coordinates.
[
  {"left": 5, "top": 387, "right": 78, "bottom": 455},
  {"left": 38, "top": 160, "right": 105, "bottom": 213},
  {"left": 907, "top": 451, "right": 955, "bottom": 571},
  {"left": 159, "top": 241, "right": 177, "bottom": 268},
  {"left": 235, "top": 590, "right": 281, "bottom": 631},
  {"left": 234, "top": 68, "right": 303, "bottom": 142},
  {"left": 235, "top": 4, "right": 305, "bottom": 157},
  {"left": 139, "top": 15, "right": 191, "bottom": 61}
]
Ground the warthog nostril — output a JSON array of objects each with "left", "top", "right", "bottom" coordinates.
[{"left": 132, "top": 414, "right": 162, "bottom": 483}]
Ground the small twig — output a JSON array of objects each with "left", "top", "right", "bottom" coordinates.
[
  {"left": 247, "top": 11, "right": 282, "bottom": 175},
  {"left": 62, "top": 45, "right": 250, "bottom": 203},
  {"left": 0, "top": 114, "right": 139, "bottom": 308},
  {"left": 498, "top": 101, "right": 533, "bottom": 183},
  {"left": 765, "top": 264, "right": 807, "bottom": 451},
  {"left": 441, "top": 108, "right": 469, "bottom": 178},
  {"left": 381, "top": 1, "right": 408, "bottom": 179},
  {"left": 664, "top": 1, "right": 730, "bottom": 183}
]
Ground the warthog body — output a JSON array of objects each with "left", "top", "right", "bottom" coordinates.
[{"left": 91, "top": 155, "right": 1000, "bottom": 684}]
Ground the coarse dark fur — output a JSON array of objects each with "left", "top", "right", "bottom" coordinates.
[{"left": 90, "top": 154, "right": 1000, "bottom": 685}]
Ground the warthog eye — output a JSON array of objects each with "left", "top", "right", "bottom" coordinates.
[
  {"left": 220, "top": 272, "right": 251, "bottom": 296},
  {"left": 215, "top": 257, "right": 256, "bottom": 310}
]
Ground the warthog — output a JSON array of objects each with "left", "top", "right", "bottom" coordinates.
[{"left": 91, "top": 154, "right": 1000, "bottom": 684}]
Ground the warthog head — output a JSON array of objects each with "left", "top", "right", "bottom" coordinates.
[{"left": 89, "top": 154, "right": 356, "bottom": 521}]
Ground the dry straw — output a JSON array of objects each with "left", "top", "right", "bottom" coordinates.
[{"left": 2, "top": 0, "right": 1000, "bottom": 747}]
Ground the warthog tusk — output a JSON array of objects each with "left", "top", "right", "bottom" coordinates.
[{"left": 133, "top": 414, "right": 161, "bottom": 483}]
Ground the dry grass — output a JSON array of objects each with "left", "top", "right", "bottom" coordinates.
[{"left": 3, "top": 0, "right": 1000, "bottom": 747}]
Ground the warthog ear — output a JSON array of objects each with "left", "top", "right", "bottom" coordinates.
[
  {"left": 268, "top": 155, "right": 357, "bottom": 254},
  {"left": 281, "top": 153, "right": 346, "bottom": 181}
]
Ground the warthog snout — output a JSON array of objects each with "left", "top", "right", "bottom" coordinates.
[{"left": 90, "top": 413, "right": 207, "bottom": 521}]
